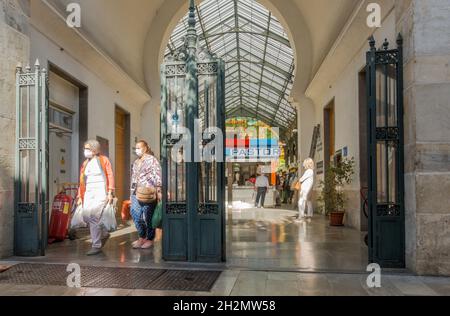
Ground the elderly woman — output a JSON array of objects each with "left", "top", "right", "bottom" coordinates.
[
  {"left": 130, "top": 140, "right": 162, "bottom": 250},
  {"left": 298, "top": 158, "right": 315, "bottom": 220},
  {"left": 76, "top": 140, "right": 115, "bottom": 256}
]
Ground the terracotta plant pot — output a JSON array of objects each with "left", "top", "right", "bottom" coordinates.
[{"left": 330, "top": 212, "right": 345, "bottom": 226}]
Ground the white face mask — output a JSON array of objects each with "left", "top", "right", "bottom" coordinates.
[
  {"left": 136, "top": 149, "right": 144, "bottom": 157},
  {"left": 84, "top": 149, "right": 94, "bottom": 159}
]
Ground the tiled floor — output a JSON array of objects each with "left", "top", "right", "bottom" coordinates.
[{"left": 1, "top": 202, "right": 449, "bottom": 296}]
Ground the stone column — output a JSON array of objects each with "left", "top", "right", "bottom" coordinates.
[
  {"left": 0, "top": 0, "right": 30, "bottom": 258},
  {"left": 397, "top": 0, "right": 450, "bottom": 276}
]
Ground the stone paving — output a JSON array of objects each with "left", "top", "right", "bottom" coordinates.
[{"left": 0, "top": 269, "right": 449, "bottom": 296}]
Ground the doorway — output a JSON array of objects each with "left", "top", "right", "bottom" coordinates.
[
  {"left": 323, "top": 99, "right": 335, "bottom": 171},
  {"left": 48, "top": 94, "right": 76, "bottom": 204},
  {"left": 47, "top": 65, "right": 88, "bottom": 217},
  {"left": 114, "top": 106, "right": 131, "bottom": 218}
]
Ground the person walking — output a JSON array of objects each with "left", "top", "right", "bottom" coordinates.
[
  {"left": 288, "top": 168, "right": 298, "bottom": 204},
  {"left": 275, "top": 172, "right": 282, "bottom": 207},
  {"left": 297, "top": 158, "right": 315, "bottom": 220},
  {"left": 254, "top": 173, "right": 270, "bottom": 208},
  {"left": 76, "top": 140, "right": 115, "bottom": 256},
  {"left": 282, "top": 171, "right": 291, "bottom": 204},
  {"left": 130, "top": 140, "right": 162, "bottom": 250}
]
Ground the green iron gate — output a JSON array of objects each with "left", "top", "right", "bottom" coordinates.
[
  {"left": 14, "top": 61, "right": 49, "bottom": 256},
  {"left": 160, "top": 0, "right": 226, "bottom": 262},
  {"left": 366, "top": 35, "right": 405, "bottom": 268}
]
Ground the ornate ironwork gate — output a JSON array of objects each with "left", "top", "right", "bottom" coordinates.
[
  {"left": 366, "top": 35, "right": 405, "bottom": 268},
  {"left": 14, "top": 61, "right": 49, "bottom": 256},
  {"left": 160, "top": 0, "right": 226, "bottom": 262}
]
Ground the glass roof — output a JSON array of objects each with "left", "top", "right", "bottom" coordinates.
[{"left": 165, "top": 0, "right": 296, "bottom": 132}]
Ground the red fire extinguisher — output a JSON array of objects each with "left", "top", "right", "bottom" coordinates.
[{"left": 48, "top": 189, "right": 74, "bottom": 244}]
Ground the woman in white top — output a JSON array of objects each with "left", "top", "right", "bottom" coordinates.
[
  {"left": 76, "top": 140, "right": 115, "bottom": 256},
  {"left": 298, "top": 158, "right": 315, "bottom": 219}
]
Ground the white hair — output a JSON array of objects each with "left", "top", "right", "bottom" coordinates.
[
  {"left": 84, "top": 139, "right": 101, "bottom": 154},
  {"left": 303, "top": 158, "right": 315, "bottom": 170}
]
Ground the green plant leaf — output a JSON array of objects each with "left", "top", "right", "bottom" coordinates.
[{"left": 317, "top": 157, "right": 356, "bottom": 214}]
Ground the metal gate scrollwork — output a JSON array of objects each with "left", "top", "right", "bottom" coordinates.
[
  {"left": 160, "top": 0, "right": 226, "bottom": 263},
  {"left": 14, "top": 60, "right": 49, "bottom": 256},
  {"left": 366, "top": 35, "right": 405, "bottom": 268}
]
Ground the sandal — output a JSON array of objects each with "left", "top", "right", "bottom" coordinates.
[
  {"left": 132, "top": 238, "right": 145, "bottom": 249},
  {"left": 141, "top": 240, "right": 154, "bottom": 249}
]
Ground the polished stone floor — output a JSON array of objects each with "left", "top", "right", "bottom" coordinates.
[
  {"left": 1, "top": 203, "right": 450, "bottom": 296},
  {"left": 2, "top": 204, "right": 368, "bottom": 272},
  {"left": 226, "top": 203, "right": 368, "bottom": 272}
]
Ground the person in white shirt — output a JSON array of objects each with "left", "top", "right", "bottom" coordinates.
[
  {"left": 298, "top": 158, "right": 315, "bottom": 219},
  {"left": 254, "top": 173, "right": 270, "bottom": 208}
]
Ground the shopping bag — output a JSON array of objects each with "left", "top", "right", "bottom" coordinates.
[
  {"left": 152, "top": 202, "right": 162, "bottom": 229},
  {"left": 100, "top": 198, "right": 118, "bottom": 232},
  {"left": 70, "top": 204, "right": 87, "bottom": 229},
  {"left": 290, "top": 177, "right": 300, "bottom": 191}
]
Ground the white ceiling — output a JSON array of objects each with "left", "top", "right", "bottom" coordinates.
[
  {"left": 42, "top": 0, "right": 361, "bottom": 99},
  {"left": 292, "top": 0, "right": 360, "bottom": 75},
  {"left": 46, "top": 0, "right": 165, "bottom": 88}
]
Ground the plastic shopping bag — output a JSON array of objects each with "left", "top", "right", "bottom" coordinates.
[
  {"left": 152, "top": 202, "right": 162, "bottom": 229},
  {"left": 70, "top": 204, "right": 87, "bottom": 229},
  {"left": 100, "top": 198, "right": 118, "bottom": 232}
]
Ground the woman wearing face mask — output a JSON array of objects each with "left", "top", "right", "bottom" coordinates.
[
  {"left": 297, "top": 158, "right": 315, "bottom": 221},
  {"left": 76, "top": 140, "right": 115, "bottom": 256},
  {"left": 130, "top": 140, "right": 162, "bottom": 249}
]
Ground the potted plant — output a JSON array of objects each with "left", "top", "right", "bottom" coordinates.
[{"left": 318, "top": 157, "right": 355, "bottom": 226}]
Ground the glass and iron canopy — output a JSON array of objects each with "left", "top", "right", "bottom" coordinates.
[{"left": 166, "top": 0, "right": 296, "bottom": 132}]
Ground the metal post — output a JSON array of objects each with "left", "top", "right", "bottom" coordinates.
[
  {"left": 396, "top": 34, "right": 406, "bottom": 266},
  {"left": 14, "top": 64, "right": 22, "bottom": 254},
  {"left": 160, "top": 64, "right": 170, "bottom": 259},
  {"left": 40, "top": 65, "right": 49, "bottom": 256},
  {"left": 34, "top": 60, "right": 41, "bottom": 254},
  {"left": 205, "top": 80, "right": 210, "bottom": 202},
  {"left": 218, "top": 59, "right": 227, "bottom": 262},
  {"left": 185, "top": 0, "right": 199, "bottom": 262},
  {"left": 367, "top": 36, "right": 377, "bottom": 263}
]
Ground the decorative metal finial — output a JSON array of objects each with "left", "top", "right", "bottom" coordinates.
[
  {"left": 368, "top": 35, "right": 376, "bottom": 50},
  {"left": 396, "top": 33, "right": 403, "bottom": 47},
  {"left": 34, "top": 59, "right": 40, "bottom": 70},
  {"left": 383, "top": 38, "right": 389, "bottom": 50},
  {"left": 185, "top": 0, "right": 198, "bottom": 55},
  {"left": 188, "top": 0, "right": 196, "bottom": 29},
  {"left": 16, "top": 62, "right": 23, "bottom": 73}
]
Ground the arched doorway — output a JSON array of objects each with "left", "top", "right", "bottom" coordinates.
[
  {"left": 9, "top": 0, "right": 406, "bottom": 273},
  {"left": 159, "top": 0, "right": 370, "bottom": 271}
]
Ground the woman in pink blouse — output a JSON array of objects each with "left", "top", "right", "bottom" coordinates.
[{"left": 130, "top": 140, "right": 162, "bottom": 249}]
